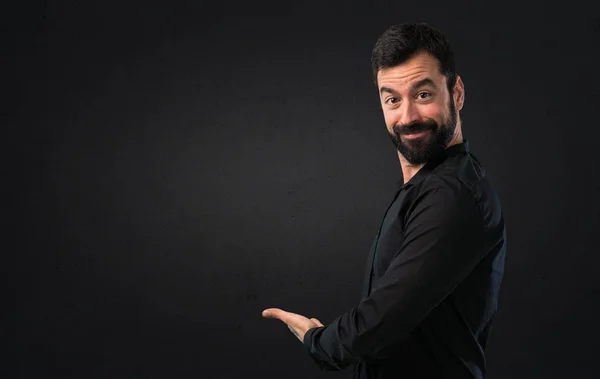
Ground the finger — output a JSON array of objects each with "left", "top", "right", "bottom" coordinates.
[
  {"left": 310, "top": 318, "right": 324, "bottom": 327},
  {"left": 262, "top": 308, "right": 288, "bottom": 322}
]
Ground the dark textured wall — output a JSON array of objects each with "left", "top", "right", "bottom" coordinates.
[{"left": 9, "top": 1, "right": 599, "bottom": 378}]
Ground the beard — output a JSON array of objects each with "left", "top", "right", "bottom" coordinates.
[{"left": 387, "top": 97, "right": 458, "bottom": 165}]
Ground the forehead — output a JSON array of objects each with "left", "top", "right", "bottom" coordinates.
[{"left": 377, "top": 51, "right": 445, "bottom": 90}]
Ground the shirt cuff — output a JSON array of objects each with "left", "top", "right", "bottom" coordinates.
[
  {"left": 303, "top": 327, "right": 320, "bottom": 347},
  {"left": 303, "top": 326, "right": 332, "bottom": 369}
]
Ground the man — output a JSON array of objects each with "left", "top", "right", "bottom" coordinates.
[{"left": 262, "top": 22, "right": 506, "bottom": 378}]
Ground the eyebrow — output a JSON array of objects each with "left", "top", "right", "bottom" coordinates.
[
  {"left": 411, "top": 77, "right": 437, "bottom": 91},
  {"left": 379, "top": 77, "right": 438, "bottom": 96}
]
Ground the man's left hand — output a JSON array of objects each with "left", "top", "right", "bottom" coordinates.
[{"left": 262, "top": 308, "right": 324, "bottom": 342}]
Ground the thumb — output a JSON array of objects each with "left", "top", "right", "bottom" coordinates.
[{"left": 310, "top": 318, "right": 324, "bottom": 327}]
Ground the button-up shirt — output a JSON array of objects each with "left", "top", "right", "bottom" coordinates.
[{"left": 303, "top": 140, "right": 507, "bottom": 378}]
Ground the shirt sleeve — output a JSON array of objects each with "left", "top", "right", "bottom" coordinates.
[{"left": 302, "top": 176, "right": 485, "bottom": 370}]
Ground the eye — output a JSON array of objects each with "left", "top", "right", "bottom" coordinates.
[
  {"left": 417, "top": 92, "right": 431, "bottom": 99},
  {"left": 384, "top": 97, "right": 398, "bottom": 104}
]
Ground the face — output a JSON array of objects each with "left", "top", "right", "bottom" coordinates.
[{"left": 377, "top": 50, "right": 464, "bottom": 165}]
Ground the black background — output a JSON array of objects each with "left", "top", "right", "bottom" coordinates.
[{"left": 8, "top": 1, "right": 600, "bottom": 378}]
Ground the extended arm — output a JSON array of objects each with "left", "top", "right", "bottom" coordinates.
[{"left": 303, "top": 178, "right": 485, "bottom": 370}]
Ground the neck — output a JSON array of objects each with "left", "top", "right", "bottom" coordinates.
[{"left": 398, "top": 129, "right": 463, "bottom": 184}]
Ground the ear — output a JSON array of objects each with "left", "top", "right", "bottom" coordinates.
[{"left": 453, "top": 75, "right": 465, "bottom": 111}]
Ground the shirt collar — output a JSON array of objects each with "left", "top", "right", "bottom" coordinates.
[{"left": 396, "top": 140, "right": 470, "bottom": 189}]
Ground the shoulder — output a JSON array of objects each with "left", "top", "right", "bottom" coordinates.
[
  {"left": 413, "top": 173, "right": 471, "bottom": 205},
  {"left": 404, "top": 173, "right": 480, "bottom": 229},
  {"left": 418, "top": 151, "right": 487, "bottom": 204}
]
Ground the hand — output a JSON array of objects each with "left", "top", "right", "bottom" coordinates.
[{"left": 262, "top": 308, "right": 324, "bottom": 342}]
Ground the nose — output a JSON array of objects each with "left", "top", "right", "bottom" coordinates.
[{"left": 398, "top": 101, "right": 421, "bottom": 126}]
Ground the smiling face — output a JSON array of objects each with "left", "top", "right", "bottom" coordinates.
[{"left": 377, "top": 50, "right": 464, "bottom": 165}]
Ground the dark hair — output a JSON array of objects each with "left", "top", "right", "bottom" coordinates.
[{"left": 371, "top": 23, "right": 457, "bottom": 93}]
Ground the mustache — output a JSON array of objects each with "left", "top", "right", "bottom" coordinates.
[{"left": 393, "top": 120, "right": 438, "bottom": 135}]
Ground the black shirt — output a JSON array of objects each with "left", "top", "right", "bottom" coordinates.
[{"left": 303, "top": 141, "right": 507, "bottom": 378}]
